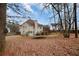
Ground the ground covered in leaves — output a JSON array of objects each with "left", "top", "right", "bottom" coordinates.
[{"left": 4, "top": 33, "right": 79, "bottom": 56}]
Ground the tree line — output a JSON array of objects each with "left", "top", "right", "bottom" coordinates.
[{"left": 43, "top": 3, "right": 78, "bottom": 38}]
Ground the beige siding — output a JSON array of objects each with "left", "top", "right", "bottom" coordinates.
[{"left": 19, "top": 21, "right": 43, "bottom": 36}]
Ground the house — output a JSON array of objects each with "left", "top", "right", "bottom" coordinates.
[
  {"left": 19, "top": 19, "right": 43, "bottom": 36},
  {"left": 51, "top": 23, "right": 60, "bottom": 31},
  {"left": 43, "top": 25, "right": 50, "bottom": 35}
]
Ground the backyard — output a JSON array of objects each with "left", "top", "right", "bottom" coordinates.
[{"left": 4, "top": 33, "right": 79, "bottom": 56}]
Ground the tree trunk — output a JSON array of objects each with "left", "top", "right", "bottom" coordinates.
[
  {"left": 73, "top": 3, "right": 78, "bottom": 38},
  {"left": 67, "top": 4, "right": 71, "bottom": 37},
  {"left": 64, "top": 3, "right": 67, "bottom": 31},
  {"left": 0, "top": 3, "right": 6, "bottom": 55},
  {"left": 57, "top": 4, "right": 63, "bottom": 31}
]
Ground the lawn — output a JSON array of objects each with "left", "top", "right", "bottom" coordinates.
[{"left": 4, "top": 33, "right": 79, "bottom": 56}]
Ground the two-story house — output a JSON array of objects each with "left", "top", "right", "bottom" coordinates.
[{"left": 19, "top": 19, "right": 43, "bottom": 36}]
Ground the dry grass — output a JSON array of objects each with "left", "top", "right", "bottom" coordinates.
[{"left": 3, "top": 33, "right": 79, "bottom": 56}]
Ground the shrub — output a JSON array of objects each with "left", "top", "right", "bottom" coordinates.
[
  {"left": 63, "top": 32, "right": 70, "bottom": 38},
  {"left": 26, "top": 32, "right": 29, "bottom": 36}
]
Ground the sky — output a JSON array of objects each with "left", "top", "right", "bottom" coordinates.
[
  {"left": 7, "top": 3, "right": 79, "bottom": 28},
  {"left": 7, "top": 3, "right": 53, "bottom": 25}
]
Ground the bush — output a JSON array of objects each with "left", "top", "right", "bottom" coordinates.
[
  {"left": 4, "top": 28, "right": 8, "bottom": 34},
  {"left": 35, "top": 32, "right": 45, "bottom": 35},
  {"left": 26, "top": 32, "right": 29, "bottom": 36},
  {"left": 63, "top": 32, "right": 70, "bottom": 38},
  {"left": 16, "top": 32, "right": 21, "bottom": 35}
]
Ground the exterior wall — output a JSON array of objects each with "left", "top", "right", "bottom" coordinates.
[
  {"left": 51, "top": 25, "right": 59, "bottom": 31},
  {"left": 19, "top": 22, "right": 43, "bottom": 36},
  {"left": 6, "top": 26, "right": 10, "bottom": 33},
  {"left": 19, "top": 23, "right": 35, "bottom": 36},
  {"left": 37, "top": 26, "right": 43, "bottom": 33},
  {"left": 34, "top": 20, "right": 38, "bottom": 34}
]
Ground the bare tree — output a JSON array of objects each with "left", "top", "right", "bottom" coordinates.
[
  {"left": 42, "top": 3, "right": 78, "bottom": 38},
  {"left": 73, "top": 3, "right": 78, "bottom": 38},
  {"left": 64, "top": 3, "right": 67, "bottom": 31},
  {"left": 49, "top": 3, "right": 63, "bottom": 31},
  {"left": 7, "top": 3, "right": 30, "bottom": 17}
]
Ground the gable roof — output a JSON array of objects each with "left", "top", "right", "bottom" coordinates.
[
  {"left": 51, "top": 23, "right": 60, "bottom": 26},
  {"left": 26, "top": 19, "right": 35, "bottom": 28},
  {"left": 20, "top": 19, "right": 43, "bottom": 28}
]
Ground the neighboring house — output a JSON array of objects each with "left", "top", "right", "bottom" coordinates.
[
  {"left": 51, "top": 23, "right": 60, "bottom": 31},
  {"left": 19, "top": 19, "right": 43, "bottom": 36},
  {"left": 6, "top": 26, "right": 10, "bottom": 33},
  {"left": 43, "top": 25, "right": 50, "bottom": 35}
]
